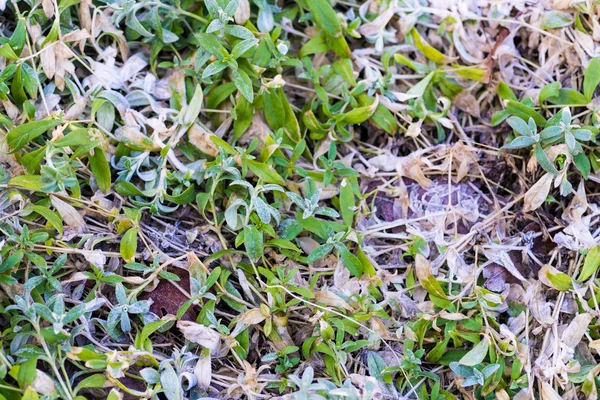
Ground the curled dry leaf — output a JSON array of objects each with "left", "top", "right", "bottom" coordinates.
[
  {"left": 177, "top": 321, "right": 221, "bottom": 352},
  {"left": 194, "top": 353, "right": 212, "bottom": 389},
  {"left": 188, "top": 123, "right": 218, "bottom": 157},
  {"left": 234, "top": 0, "right": 250, "bottom": 24}
]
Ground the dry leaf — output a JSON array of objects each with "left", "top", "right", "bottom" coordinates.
[
  {"left": 238, "top": 308, "right": 267, "bottom": 325},
  {"left": 42, "top": 0, "right": 54, "bottom": 18},
  {"left": 523, "top": 172, "right": 553, "bottom": 212},
  {"left": 541, "top": 382, "right": 563, "bottom": 400},
  {"left": 177, "top": 321, "right": 221, "bottom": 352},
  {"left": 32, "top": 370, "right": 57, "bottom": 395},
  {"left": 188, "top": 123, "right": 218, "bottom": 156},
  {"left": 562, "top": 313, "right": 592, "bottom": 348},
  {"left": 50, "top": 195, "right": 85, "bottom": 229},
  {"left": 194, "top": 354, "right": 212, "bottom": 389},
  {"left": 234, "top": 0, "right": 250, "bottom": 24},
  {"left": 315, "top": 290, "right": 353, "bottom": 311}
]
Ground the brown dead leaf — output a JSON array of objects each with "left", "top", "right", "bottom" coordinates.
[{"left": 140, "top": 268, "right": 196, "bottom": 321}]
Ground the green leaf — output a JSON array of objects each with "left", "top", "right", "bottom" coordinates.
[
  {"left": 342, "top": 98, "right": 378, "bottom": 124},
  {"left": 337, "top": 245, "right": 363, "bottom": 278},
  {"left": 0, "top": 43, "right": 18, "bottom": 60},
  {"left": 22, "top": 145, "right": 47, "bottom": 174},
  {"left": 296, "top": 214, "right": 345, "bottom": 240},
  {"left": 75, "top": 374, "right": 107, "bottom": 393},
  {"left": 427, "top": 338, "right": 450, "bottom": 363},
  {"left": 277, "top": 89, "right": 301, "bottom": 142},
  {"left": 459, "top": 337, "right": 489, "bottom": 366},
  {"left": 89, "top": 147, "right": 111, "bottom": 193},
  {"left": 233, "top": 96, "right": 254, "bottom": 140},
  {"left": 27, "top": 205, "right": 63, "bottom": 234},
  {"left": 21, "top": 63, "right": 38, "bottom": 99},
  {"left": 115, "top": 181, "right": 146, "bottom": 197},
  {"left": 135, "top": 320, "right": 171, "bottom": 350},
  {"left": 206, "top": 82, "right": 236, "bottom": 109},
  {"left": 163, "top": 185, "right": 196, "bottom": 205},
  {"left": 453, "top": 64, "right": 487, "bottom": 82},
  {"left": 126, "top": 12, "right": 154, "bottom": 38},
  {"left": 11, "top": 65, "right": 27, "bottom": 104},
  {"left": 574, "top": 152, "right": 591, "bottom": 179},
  {"left": 395, "top": 72, "right": 435, "bottom": 102},
  {"left": 306, "top": 0, "right": 342, "bottom": 37},
  {"left": 534, "top": 144, "right": 559, "bottom": 175},
  {"left": 53, "top": 128, "right": 93, "bottom": 148},
  {"left": 542, "top": 265, "right": 572, "bottom": 291},
  {"left": 160, "top": 364, "right": 182, "bottom": 400},
  {"left": 506, "top": 100, "right": 546, "bottom": 126},
  {"left": 8, "top": 175, "right": 44, "bottom": 191},
  {"left": 358, "top": 94, "right": 396, "bottom": 134},
  {"left": 584, "top": 58, "right": 600, "bottom": 101},
  {"left": 299, "top": 33, "right": 328, "bottom": 57},
  {"left": 120, "top": 228, "right": 138, "bottom": 262},
  {"left": 491, "top": 110, "right": 510, "bottom": 126},
  {"left": 202, "top": 60, "right": 228, "bottom": 79},
  {"left": 539, "top": 82, "right": 561, "bottom": 104},
  {"left": 265, "top": 238, "right": 301, "bottom": 252},
  {"left": 243, "top": 225, "right": 263, "bottom": 262},
  {"left": 232, "top": 69, "right": 254, "bottom": 103},
  {"left": 578, "top": 246, "right": 600, "bottom": 282},
  {"left": 9, "top": 19, "right": 26, "bottom": 56},
  {"left": 503, "top": 136, "right": 537, "bottom": 150},
  {"left": 497, "top": 82, "right": 517, "bottom": 101},
  {"left": 246, "top": 159, "right": 285, "bottom": 185},
  {"left": 7, "top": 118, "right": 63, "bottom": 152},
  {"left": 546, "top": 89, "right": 588, "bottom": 105},
  {"left": 367, "top": 352, "right": 387, "bottom": 383},
  {"left": 324, "top": 35, "right": 351, "bottom": 58},
  {"left": 209, "top": 136, "right": 236, "bottom": 154},
  {"left": 307, "top": 243, "right": 334, "bottom": 262},
  {"left": 506, "top": 116, "right": 532, "bottom": 137},
  {"left": 231, "top": 38, "right": 258, "bottom": 59},
  {"left": 339, "top": 179, "right": 354, "bottom": 227},
  {"left": 415, "top": 254, "right": 447, "bottom": 299},
  {"left": 197, "top": 33, "right": 228, "bottom": 58},
  {"left": 263, "top": 89, "right": 285, "bottom": 131}
]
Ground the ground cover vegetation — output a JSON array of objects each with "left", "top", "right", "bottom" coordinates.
[{"left": 1, "top": 0, "right": 600, "bottom": 399}]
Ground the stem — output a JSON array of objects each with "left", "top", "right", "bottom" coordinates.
[{"left": 33, "top": 322, "right": 74, "bottom": 400}]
